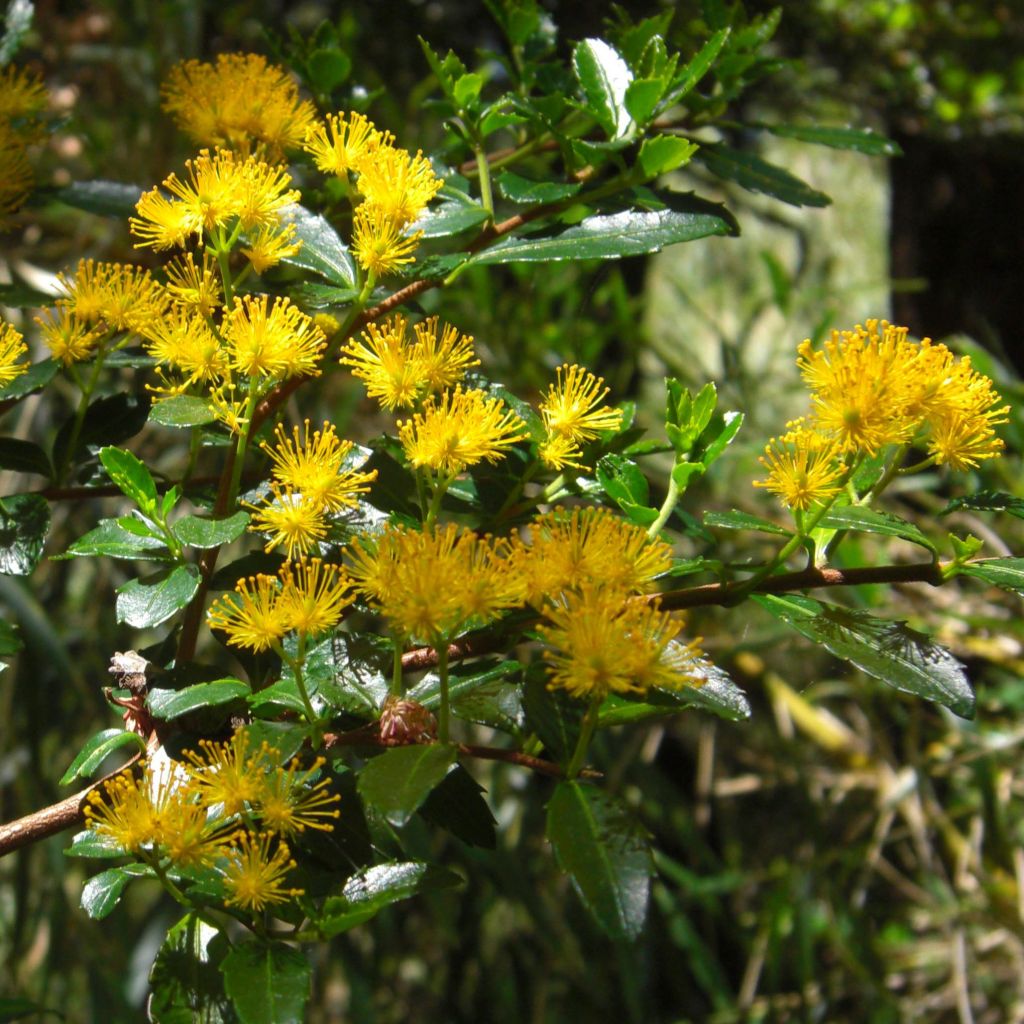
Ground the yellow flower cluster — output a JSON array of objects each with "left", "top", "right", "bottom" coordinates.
[
  {"left": 207, "top": 558, "right": 354, "bottom": 651},
  {"left": 303, "top": 110, "right": 443, "bottom": 279},
  {"left": 756, "top": 320, "right": 1009, "bottom": 509},
  {"left": 348, "top": 522, "right": 524, "bottom": 642},
  {"left": 537, "top": 364, "right": 623, "bottom": 469},
  {"left": 161, "top": 53, "right": 317, "bottom": 158},
  {"left": 0, "top": 323, "right": 29, "bottom": 389},
  {"left": 85, "top": 729, "right": 339, "bottom": 914},
  {"left": 0, "top": 64, "right": 47, "bottom": 228},
  {"left": 246, "top": 420, "right": 378, "bottom": 560}
]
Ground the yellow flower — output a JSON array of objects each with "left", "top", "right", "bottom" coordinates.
[
  {"left": 540, "top": 587, "right": 701, "bottom": 700},
  {"left": 0, "top": 65, "right": 48, "bottom": 127},
  {"left": 222, "top": 294, "right": 326, "bottom": 380},
  {"left": 164, "top": 251, "right": 222, "bottom": 317},
  {"left": 540, "top": 364, "right": 623, "bottom": 444},
  {"left": 140, "top": 307, "right": 227, "bottom": 386},
  {"left": 0, "top": 124, "right": 34, "bottom": 228},
  {"left": 84, "top": 769, "right": 162, "bottom": 854},
  {"left": 398, "top": 386, "right": 527, "bottom": 475},
  {"left": 57, "top": 259, "right": 168, "bottom": 334},
  {"left": 208, "top": 382, "right": 251, "bottom": 434},
  {"left": 754, "top": 429, "right": 846, "bottom": 511},
  {"left": 241, "top": 223, "right": 301, "bottom": 274},
  {"left": 245, "top": 485, "right": 329, "bottom": 561},
  {"left": 207, "top": 573, "right": 288, "bottom": 653},
  {"left": 36, "top": 307, "right": 103, "bottom": 365},
  {"left": 0, "top": 323, "right": 29, "bottom": 387},
  {"left": 256, "top": 756, "right": 341, "bottom": 837},
  {"left": 510, "top": 506, "right": 672, "bottom": 607},
  {"left": 926, "top": 407, "right": 1006, "bottom": 470},
  {"left": 220, "top": 831, "right": 301, "bottom": 913},
  {"left": 340, "top": 314, "right": 426, "bottom": 411},
  {"left": 276, "top": 558, "right": 354, "bottom": 638},
  {"left": 411, "top": 316, "right": 480, "bottom": 393},
  {"left": 537, "top": 432, "right": 584, "bottom": 471},
  {"left": 351, "top": 203, "right": 422, "bottom": 278},
  {"left": 261, "top": 420, "right": 377, "bottom": 513},
  {"left": 162, "top": 53, "right": 317, "bottom": 157},
  {"left": 356, "top": 146, "right": 443, "bottom": 228},
  {"left": 303, "top": 111, "right": 386, "bottom": 178},
  {"left": 183, "top": 728, "right": 269, "bottom": 817}
]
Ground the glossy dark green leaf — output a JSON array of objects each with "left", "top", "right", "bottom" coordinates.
[
  {"left": 547, "top": 781, "right": 652, "bottom": 940},
  {"left": 409, "top": 201, "right": 489, "bottom": 239},
  {"left": 624, "top": 77, "right": 666, "bottom": 126},
  {"left": 287, "top": 282, "right": 360, "bottom": 309},
  {"left": 470, "top": 204, "right": 735, "bottom": 265},
  {"left": 279, "top": 204, "right": 356, "bottom": 288},
  {"left": 52, "top": 392, "right": 150, "bottom": 470},
  {"left": 408, "top": 659, "right": 523, "bottom": 711},
  {"left": 52, "top": 180, "right": 143, "bottom": 217},
  {"left": 99, "top": 446, "right": 158, "bottom": 512},
  {"left": 221, "top": 941, "right": 311, "bottom": 1024},
  {"left": 573, "top": 38, "right": 633, "bottom": 139},
  {"left": 356, "top": 744, "right": 457, "bottom": 827},
  {"left": 0, "top": 282, "right": 56, "bottom": 308},
  {"left": 147, "top": 679, "right": 251, "bottom": 721},
  {"left": 279, "top": 632, "right": 389, "bottom": 716},
  {"left": 660, "top": 27, "right": 730, "bottom": 109},
  {"left": 59, "top": 728, "right": 146, "bottom": 784},
  {"left": 638, "top": 135, "right": 698, "bottom": 177},
  {"left": 941, "top": 490, "right": 1024, "bottom": 520},
  {"left": 149, "top": 395, "right": 217, "bottom": 428},
  {"left": 522, "top": 675, "right": 582, "bottom": 762},
  {"left": 496, "top": 172, "right": 581, "bottom": 205},
  {"left": 81, "top": 866, "right": 141, "bottom": 919},
  {"left": 699, "top": 410, "right": 744, "bottom": 466},
  {"left": 0, "top": 359, "right": 58, "bottom": 402},
  {"left": 64, "top": 828, "right": 128, "bottom": 859},
  {"left": 755, "top": 594, "right": 975, "bottom": 718},
  {"left": 172, "top": 512, "right": 249, "bottom": 549},
  {"left": 698, "top": 144, "right": 831, "bottom": 207},
  {"left": 0, "top": 438, "right": 51, "bottom": 477},
  {"left": 419, "top": 765, "right": 497, "bottom": 847},
  {"left": 958, "top": 558, "right": 1024, "bottom": 594},
  {"left": 59, "top": 517, "right": 171, "bottom": 560},
  {"left": 149, "top": 912, "right": 234, "bottom": 1024},
  {"left": 763, "top": 123, "right": 901, "bottom": 156},
  {"left": 0, "top": 494, "right": 49, "bottom": 576},
  {"left": 597, "top": 453, "right": 649, "bottom": 507},
  {"left": 451, "top": 678, "right": 523, "bottom": 733},
  {"left": 817, "top": 506, "right": 937, "bottom": 554},
  {"left": 703, "top": 508, "right": 791, "bottom": 536},
  {"left": 318, "top": 861, "right": 463, "bottom": 938},
  {"left": 116, "top": 565, "right": 201, "bottom": 628}
]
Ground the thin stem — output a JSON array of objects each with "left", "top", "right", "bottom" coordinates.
[
  {"left": 424, "top": 471, "right": 453, "bottom": 528},
  {"left": 861, "top": 443, "right": 909, "bottom": 504},
  {"left": 57, "top": 345, "right": 109, "bottom": 484},
  {"left": 566, "top": 697, "right": 602, "bottom": 780},
  {"left": 647, "top": 460, "right": 683, "bottom": 539},
  {"left": 473, "top": 141, "right": 495, "bottom": 218},
  {"left": 436, "top": 638, "right": 451, "bottom": 744}
]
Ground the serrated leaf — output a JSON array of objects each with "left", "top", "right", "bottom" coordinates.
[
  {"left": 624, "top": 77, "right": 665, "bottom": 126},
  {"left": 408, "top": 659, "right": 523, "bottom": 711},
  {"left": 547, "top": 781, "right": 652, "bottom": 940},
  {"left": 356, "top": 744, "right": 457, "bottom": 827},
  {"left": 409, "top": 201, "right": 489, "bottom": 239},
  {"left": 522, "top": 676, "right": 582, "bottom": 762},
  {"left": 146, "top": 679, "right": 251, "bottom": 721},
  {"left": 660, "top": 27, "right": 730, "bottom": 110},
  {"left": 703, "top": 508, "right": 791, "bottom": 536},
  {"left": 149, "top": 395, "right": 217, "bottom": 428},
  {"left": 52, "top": 180, "right": 143, "bottom": 217},
  {"left": 99, "top": 446, "right": 158, "bottom": 512},
  {"left": 453, "top": 71, "right": 484, "bottom": 108},
  {"left": 0, "top": 494, "right": 49, "bottom": 575},
  {"left": 958, "top": 558, "right": 1024, "bottom": 594},
  {"left": 81, "top": 866, "right": 139, "bottom": 919},
  {"left": 116, "top": 565, "right": 201, "bottom": 628},
  {"left": 700, "top": 410, "right": 744, "bottom": 465},
  {"left": 754, "top": 594, "right": 975, "bottom": 718},
  {"left": 698, "top": 144, "right": 831, "bottom": 207},
  {"left": 496, "top": 172, "right": 581, "bottom": 205},
  {"left": 149, "top": 912, "right": 234, "bottom": 1024},
  {"left": 817, "top": 506, "right": 937, "bottom": 554},
  {"left": 763, "top": 123, "right": 901, "bottom": 156},
  {"left": 941, "top": 491, "right": 1024, "bottom": 520},
  {"left": 278, "top": 204, "right": 356, "bottom": 288},
  {"left": 597, "top": 453, "right": 649, "bottom": 508},
  {"left": 172, "top": 512, "right": 249, "bottom": 549},
  {"left": 0, "top": 358, "right": 58, "bottom": 402},
  {"left": 469, "top": 204, "right": 735, "bottom": 265},
  {"left": 318, "top": 861, "right": 463, "bottom": 938},
  {"left": 639, "top": 135, "right": 698, "bottom": 177},
  {"left": 65, "top": 829, "right": 128, "bottom": 859},
  {"left": 60, "top": 518, "right": 171, "bottom": 560},
  {"left": 573, "top": 38, "right": 634, "bottom": 140},
  {"left": 419, "top": 765, "right": 497, "bottom": 847},
  {"left": 59, "top": 728, "right": 146, "bottom": 785},
  {"left": 221, "top": 942, "right": 311, "bottom": 1024},
  {"left": 0, "top": 438, "right": 51, "bottom": 477}
]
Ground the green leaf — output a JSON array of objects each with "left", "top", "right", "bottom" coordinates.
[
  {"left": 547, "top": 781, "right": 652, "bottom": 940},
  {"left": 522, "top": 676, "right": 582, "bottom": 762},
  {"left": 941, "top": 490, "right": 1024, "bottom": 520},
  {"left": 65, "top": 829, "right": 128, "bottom": 859},
  {"left": 496, "top": 172, "right": 581, "bottom": 205},
  {"left": 419, "top": 765, "right": 497, "bottom": 847},
  {"left": 597, "top": 453, "right": 649, "bottom": 508},
  {"left": 149, "top": 912, "right": 234, "bottom": 1024},
  {"left": 0, "top": 494, "right": 49, "bottom": 576},
  {"left": 52, "top": 393, "right": 150, "bottom": 470},
  {"left": 409, "top": 201, "right": 489, "bottom": 239},
  {"left": 116, "top": 565, "right": 201, "bottom": 628},
  {"left": 0, "top": 996, "right": 61, "bottom": 1023},
  {"left": 221, "top": 942, "right": 311, "bottom": 1024},
  {"left": 624, "top": 77, "right": 666, "bottom": 126},
  {"left": 0, "top": 359, "right": 58, "bottom": 402},
  {"left": 307, "top": 47, "right": 351, "bottom": 91},
  {"left": 59, "top": 517, "right": 171, "bottom": 560},
  {"left": 817, "top": 506, "right": 937, "bottom": 554},
  {"left": 51, "top": 180, "right": 142, "bottom": 217},
  {"left": 287, "top": 282, "right": 359, "bottom": 309},
  {"left": 172, "top": 512, "right": 249, "bottom": 549},
  {"left": 660, "top": 27, "right": 730, "bottom": 109},
  {"left": 59, "top": 728, "right": 146, "bottom": 785},
  {"left": 81, "top": 866, "right": 139, "bottom": 919},
  {"left": 703, "top": 508, "right": 791, "bottom": 536},
  {"left": 356, "top": 744, "right": 457, "bottom": 827},
  {"left": 99, "top": 446, "right": 158, "bottom": 512},
  {"left": 754, "top": 594, "right": 975, "bottom": 718},
  {"left": 0, "top": 619, "right": 21, "bottom": 657},
  {"left": 670, "top": 461, "right": 704, "bottom": 493},
  {"left": 147, "top": 679, "right": 251, "bottom": 721},
  {"left": 0, "top": 438, "right": 51, "bottom": 478},
  {"left": 763, "top": 123, "right": 901, "bottom": 157},
  {"left": 279, "top": 204, "right": 356, "bottom": 288},
  {"left": 638, "top": 135, "right": 698, "bottom": 177},
  {"left": 0, "top": 282, "right": 54, "bottom": 308},
  {"left": 958, "top": 558, "right": 1024, "bottom": 594},
  {"left": 697, "top": 144, "right": 831, "bottom": 207},
  {"left": 149, "top": 395, "right": 217, "bottom": 428},
  {"left": 573, "top": 38, "right": 634, "bottom": 140},
  {"left": 408, "top": 659, "right": 523, "bottom": 712},
  {"left": 453, "top": 71, "right": 484, "bottom": 109},
  {"left": 318, "top": 861, "right": 463, "bottom": 938},
  {"left": 469, "top": 204, "right": 736, "bottom": 265}
]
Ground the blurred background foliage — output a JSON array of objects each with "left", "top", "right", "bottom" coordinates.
[{"left": 2, "top": 1, "right": 1024, "bottom": 1021}]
